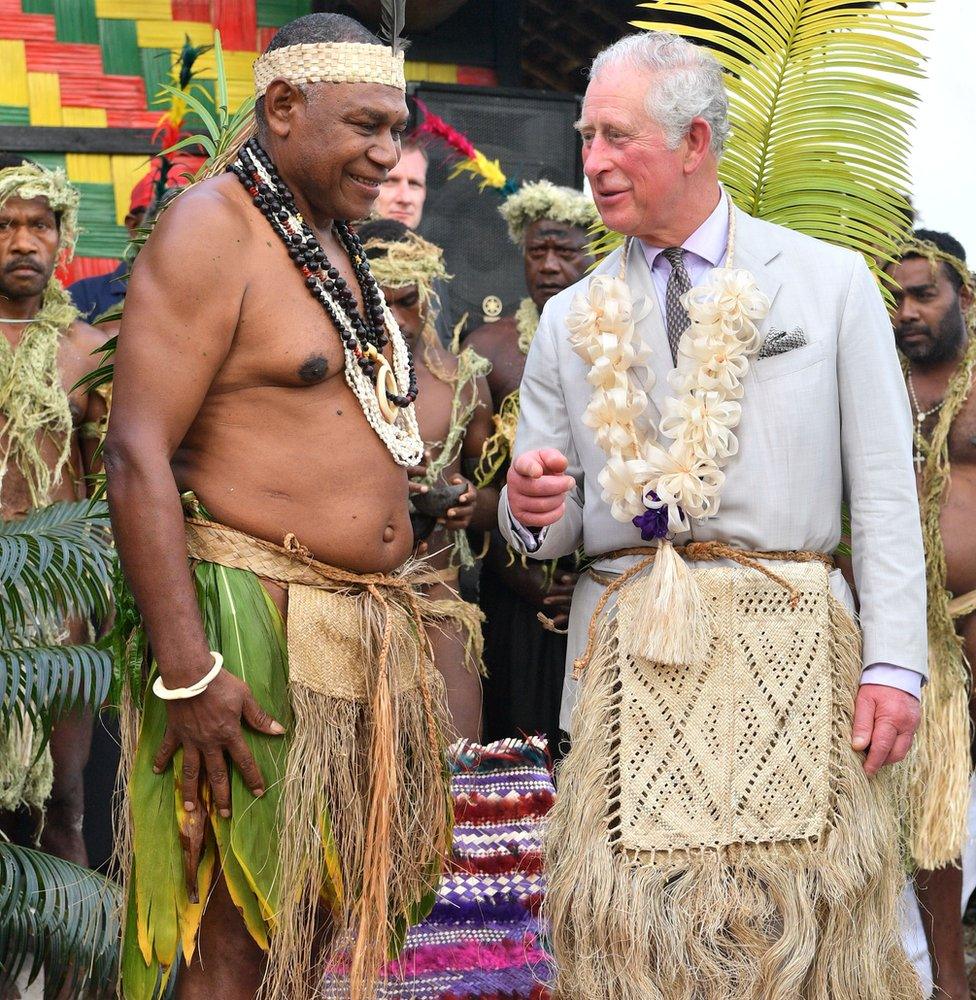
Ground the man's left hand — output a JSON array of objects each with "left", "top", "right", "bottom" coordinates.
[
  {"left": 852, "top": 684, "right": 921, "bottom": 775},
  {"left": 441, "top": 475, "right": 476, "bottom": 531}
]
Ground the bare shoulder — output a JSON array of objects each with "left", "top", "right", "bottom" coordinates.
[
  {"left": 135, "top": 173, "right": 252, "bottom": 274},
  {"left": 465, "top": 316, "right": 516, "bottom": 359}
]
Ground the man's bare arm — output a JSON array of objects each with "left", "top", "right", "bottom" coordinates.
[
  {"left": 104, "top": 185, "right": 283, "bottom": 826},
  {"left": 105, "top": 187, "right": 241, "bottom": 683}
]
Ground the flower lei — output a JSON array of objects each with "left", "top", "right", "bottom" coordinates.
[{"left": 566, "top": 198, "right": 770, "bottom": 538}]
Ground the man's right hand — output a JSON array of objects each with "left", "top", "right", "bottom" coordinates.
[
  {"left": 152, "top": 669, "right": 285, "bottom": 818},
  {"left": 507, "top": 448, "right": 575, "bottom": 527}
]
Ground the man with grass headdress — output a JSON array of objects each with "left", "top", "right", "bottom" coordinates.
[
  {"left": 358, "top": 216, "right": 494, "bottom": 741},
  {"left": 105, "top": 12, "right": 451, "bottom": 999},
  {"left": 0, "top": 154, "right": 108, "bottom": 864},
  {"left": 501, "top": 31, "right": 926, "bottom": 1000},
  {"left": 884, "top": 230, "right": 976, "bottom": 1000},
  {"left": 466, "top": 179, "right": 597, "bottom": 755}
]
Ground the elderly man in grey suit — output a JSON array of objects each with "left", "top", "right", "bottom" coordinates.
[{"left": 501, "top": 31, "right": 926, "bottom": 1000}]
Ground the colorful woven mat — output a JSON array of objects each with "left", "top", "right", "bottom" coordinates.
[{"left": 379, "top": 736, "right": 555, "bottom": 1000}]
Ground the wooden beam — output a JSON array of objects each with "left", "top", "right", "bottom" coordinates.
[{"left": 0, "top": 126, "right": 156, "bottom": 155}]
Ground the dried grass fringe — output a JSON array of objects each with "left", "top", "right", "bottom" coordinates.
[
  {"left": 544, "top": 595, "right": 920, "bottom": 1000},
  {"left": 257, "top": 592, "right": 451, "bottom": 1000},
  {"left": 903, "top": 642, "right": 971, "bottom": 870},
  {"left": 111, "top": 686, "right": 139, "bottom": 898}
]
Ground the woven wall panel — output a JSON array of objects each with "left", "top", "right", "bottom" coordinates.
[
  {"left": 140, "top": 46, "right": 173, "bottom": 110},
  {"left": 0, "top": 40, "right": 30, "bottom": 105},
  {"left": 171, "top": 1, "right": 211, "bottom": 20},
  {"left": 4, "top": 0, "right": 475, "bottom": 270},
  {"left": 54, "top": 0, "right": 98, "bottom": 44},
  {"left": 256, "top": 0, "right": 309, "bottom": 29},
  {"left": 0, "top": 10, "right": 56, "bottom": 41},
  {"left": 25, "top": 39, "right": 104, "bottom": 75},
  {"left": 66, "top": 151, "right": 112, "bottom": 183},
  {"left": 98, "top": 17, "right": 140, "bottom": 76},
  {"left": 74, "top": 180, "right": 129, "bottom": 257},
  {"left": 0, "top": 105, "right": 31, "bottom": 124},
  {"left": 27, "top": 71, "right": 61, "bottom": 124},
  {"left": 110, "top": 154, "right": 149, "bottom": 224},
  {"left": 27, "top": 151, "right": 65, "bottom": 170},
  {"left": 213, "top": 0, "right": 257, "bottom": 50},
  {"left": 62, "top": 106, "right": 108, "bottom": 126},
  {"left": 59, "top": 72, "right": 146, "bottom": 111},
  {"left": 135, "top": 17, "right": 214, "bottom": 49},
  {"left": 0, "top": 11, "right": 54, "bottom": 42},
  {"left": 106, "top": 109, "right": 162, "bottom": 128},
  {"left": 96, "top": 0, "right": 172, "bottom": 19}
]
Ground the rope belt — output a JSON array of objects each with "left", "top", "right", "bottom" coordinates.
[
  {"left": 183, "top": 517, "right": 440, "bottom": 752},
  {"left": 576, "top": 541, "right": 834, "bottom": 675}
]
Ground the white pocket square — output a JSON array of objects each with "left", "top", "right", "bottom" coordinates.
[{"left": 758, "top": 327, "right": 807, "bottom": 359}]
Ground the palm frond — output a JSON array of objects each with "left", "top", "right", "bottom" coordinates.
[
  {"left": 0, "top": 641, "right": 113, "bottom": 731},
  {"left": 0, "top": 842, "right": 120, "bottom": 997},
  {"left": 0, "top": 501, "right": 113, "bottom": 634},
  {"left": 595, "top": 0, "right": 928, "bottom": 266}
]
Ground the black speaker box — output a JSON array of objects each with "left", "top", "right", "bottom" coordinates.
[{"left": 408, "top": 82, "right": 583, "bottom": 330}]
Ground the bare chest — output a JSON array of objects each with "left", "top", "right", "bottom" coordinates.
[
  {"left": 216, "top": 234, "right": 378, "bottom": 393},
  {"left": 915, "top": 375, "right": 976, "bottom": 468}
]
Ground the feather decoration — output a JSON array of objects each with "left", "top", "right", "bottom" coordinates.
[
  {"left": 414, "top": 98, "right": 517, "bottom": 194},
  {"left": 379, "top": 0, "right": 406, "bottom": 54}
]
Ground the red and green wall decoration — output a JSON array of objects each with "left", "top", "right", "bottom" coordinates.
[{"left": 0, "top": 0, "right": 496, "bottom": 283}]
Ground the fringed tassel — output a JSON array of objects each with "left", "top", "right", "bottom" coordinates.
[
  {"left": 619, "top": 539, "right": 711, "bottom": 667},
  {"left": 904, "top": 643, "right": 971, "bottom": 869},
  {"left": 258, "top": 600, "right": 450, "bottom": 1000},
  {"left": 349, "top": 605, "right": 396, "bottom": 999},
  {"left": 545, "top": 596, "right": 919, "bottom": 1000}
]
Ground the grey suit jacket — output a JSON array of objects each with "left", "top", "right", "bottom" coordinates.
[{"left": 499, "top": 207, "right": 927, "bottom": 728}]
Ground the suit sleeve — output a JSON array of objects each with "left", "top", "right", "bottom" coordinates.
[
  {"left": 838, "top": 254, "right": 928, "bottom": 677},
  {"left": 498, "top": 298, "right": 584, "bottom": 560}
]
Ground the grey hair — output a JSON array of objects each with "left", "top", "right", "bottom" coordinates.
[{"left": 590, "top": 32, "right": 730, "bottom": 157}]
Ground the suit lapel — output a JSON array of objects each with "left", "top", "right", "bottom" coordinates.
[
  {"left": 625, "top": 239, "right": 673, "bottom": 419},
  {"left": 730, "top": 208, "right": 783, "bottom": 344}
]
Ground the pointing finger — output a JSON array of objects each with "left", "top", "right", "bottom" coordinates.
[
  {"left": 538, "top": 448, "right": 568, "bottom": 474},
  {"left": 512, "top": 453, "right": 544, "bottom": 478},
  {"left": 517, "top": 474, "right": 575, "bottom": 499}
]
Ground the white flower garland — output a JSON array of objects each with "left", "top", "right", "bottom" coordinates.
[{"left": 566, "top": 199, "right": 770, "bottom": 535}]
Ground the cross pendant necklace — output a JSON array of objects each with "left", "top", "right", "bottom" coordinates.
[{"left": 906, "top": 365, "right": 943, "bottom": 470}]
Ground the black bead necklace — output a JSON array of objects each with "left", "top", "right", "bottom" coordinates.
[{"left": 229, "top": 137, "right": 417, "bottom": 407}]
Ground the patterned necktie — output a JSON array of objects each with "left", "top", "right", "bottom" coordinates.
[{"left": 662, "top": 246, "right": 691, "bottom": 363}]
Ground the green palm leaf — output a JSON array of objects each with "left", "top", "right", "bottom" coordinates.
[
  {"left": 593, "top": 0, "right": 927, "bottom": 266},
  {"left": 0, "top": 842, "right": 120, "bottom": 997},
  {"left": 0, "top": 641, "right": 112, "bottom": 731},
  {"left": 0, "top": 501, "right": 113, "bottom": 634}
]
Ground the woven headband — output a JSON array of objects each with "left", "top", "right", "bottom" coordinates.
[
  {"left": 0, "top": 163, "right": 80, "bottom": 259},
  {"left": 254, "top": 42, "right": 406, "bottom": 96}
]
